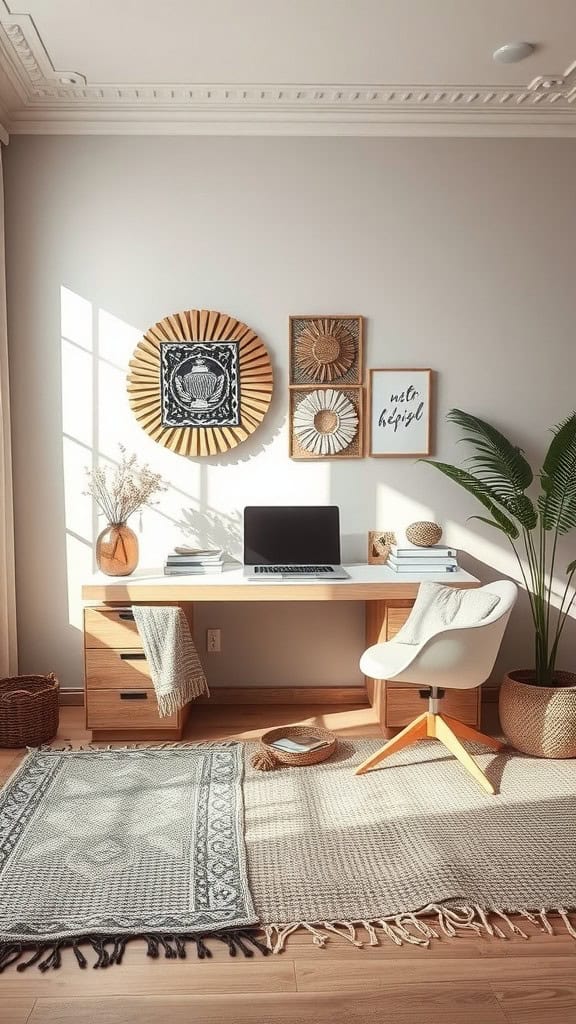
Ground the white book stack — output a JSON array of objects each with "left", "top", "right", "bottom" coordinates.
[
  {"left": 387, "top": 542, "right": 459, "bottom": 574},
  {"left": 164, "top": 547, "right": 225, "bottom": 576}
]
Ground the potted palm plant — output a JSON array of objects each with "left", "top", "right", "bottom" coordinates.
[{"left": 425, "top": 409, "right": 576, "bottom": 758}]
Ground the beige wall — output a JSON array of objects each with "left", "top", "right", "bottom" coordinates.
[{"left": 4, "top": 135, "right": 576, "bottom": 690}]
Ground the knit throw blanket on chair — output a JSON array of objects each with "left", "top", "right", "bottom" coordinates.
[{"left": 132, "top": 605, "right": 209, "bottom": 716}]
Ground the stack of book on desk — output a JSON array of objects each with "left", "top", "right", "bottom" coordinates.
[
  {"left": 164, "top": 547, "right": 224, "bottom": 576},
  {"left": 387, "top": 542, "right": 459, "bottom": 574}
]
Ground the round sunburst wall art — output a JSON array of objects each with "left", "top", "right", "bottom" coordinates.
[
  {"left": 292, "top": 388, "right": 359, "bottom": 456},
  {"left": 290, "top": 316, "right": 363, "bottom": 385},
  {"left": 127, "top": 309, "right": 273, "bottom": 457}
]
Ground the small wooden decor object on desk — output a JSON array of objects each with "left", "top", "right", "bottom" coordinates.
[
  {"left": 368, "top": 530, "right": 396, "bottom": 565},
  {"left": 251, "top": 725, "right": 337, "bottom": 770}
]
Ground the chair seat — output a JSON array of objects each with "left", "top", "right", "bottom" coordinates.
[{"left": 359, "top": 641, "right": 417, "bottom": 682}]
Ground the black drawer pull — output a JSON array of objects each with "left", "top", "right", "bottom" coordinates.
[
  {"left": 119, "top": 652, "right": 146, "bottom": 661},
  {"left": 118, "top": 611, "right": 135, "bottom": 621},
  {"left": 119, "top": 691, "right": 148, "bottom": 701}
]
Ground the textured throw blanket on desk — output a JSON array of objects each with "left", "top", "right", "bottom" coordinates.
[{"left": 132, "top": 605, "right": 209, "bottom": 716}]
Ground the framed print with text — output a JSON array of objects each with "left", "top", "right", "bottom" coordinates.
[{"left": 368, "top": 368, "right": 433, "bottom": 457}]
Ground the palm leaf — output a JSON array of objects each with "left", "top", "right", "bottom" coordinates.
[
  {"left": 423, "top": 461, "right": 519, "bottom": 539},
  {"left": 538, "top": 413, "right": 576, "bottom": 534},
  {"left": 447, "top": 409, "right": 537, "bottom": 529}
]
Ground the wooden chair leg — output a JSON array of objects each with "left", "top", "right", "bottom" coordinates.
[
  {"left": 442, "top": 714, "right": 504, "bottom": 752},
  {"left": 355, "top": 712, "right": 428, "bottom": 776},
  {"left": 434, "top": 715, "right": 496, "bottom": 795}
]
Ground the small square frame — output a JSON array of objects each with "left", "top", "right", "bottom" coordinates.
[
  {"left": 289, "top": 315, "right": 363, "bottom": 386},
  {"left": 289, "top": 386, "right": 364, "bottom": 460}
]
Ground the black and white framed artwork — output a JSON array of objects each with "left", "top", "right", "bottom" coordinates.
[
  {"left": 128, "top": 308, "right": 273, "bottom": 457},
  {"left": 160, "top": 342, "right": 240, "bottom": 428}
]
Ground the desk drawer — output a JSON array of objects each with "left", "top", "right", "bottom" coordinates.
[
  {"left": 85, "top": 648, "right": 152, "bottom": 689},
  {"left": 85, "top": 608, "right": 142, "bottom": 650},
  {"left": 385, "top": 686, "right": 479, "bottom": 728},
  {"left": 86, "top": 689, "right": 178, "bottom": 730},
  {"left": 386, "top": 605, "right": 412, "bottom": 640}
]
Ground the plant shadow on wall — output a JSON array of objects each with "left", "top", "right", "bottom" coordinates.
[{"left": 176, "top": 505, "right": 243, "bottom": 561}]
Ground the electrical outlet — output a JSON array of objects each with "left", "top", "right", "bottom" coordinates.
[{"left": 206, "top": 628, "right": 221, "bottom": 653}]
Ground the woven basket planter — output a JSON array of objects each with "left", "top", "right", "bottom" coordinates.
[
  {"left": 251, "top": 725, "right": 337, "bottom": 770},
  {"left": 0, "top": 674, "right": 60, "bottom": 748},
  {"left": 499, "top": 670, "right": 576, "bottom": 758}
]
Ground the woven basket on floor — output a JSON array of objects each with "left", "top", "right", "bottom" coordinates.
[
  {"left": 0, "top": 673, "right": 60, "bottom": 748},
  {"left": 499, "top": 670, "right": 576, "bottom": 758},
  {"left": 251, "top": 724, "right": 337, "bottom": 770}
]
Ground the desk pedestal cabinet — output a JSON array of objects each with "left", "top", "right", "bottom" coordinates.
[
  {"left": 83, "top": 575, "right": 481, "bottom": 739},
  {"left": 84, "top": 606, "right": 191, "bottom": 741}
]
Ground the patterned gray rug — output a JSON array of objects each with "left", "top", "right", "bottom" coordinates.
[
  {"left": 244, "top": 737, "right": 576, "bottom": 951},
  {"left": 0, "top": 744, "right": 266, "bottom": 972}
]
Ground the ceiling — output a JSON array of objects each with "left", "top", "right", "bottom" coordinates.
[{"left": 0, "top": 0, "right": 575, "bottom": 140}]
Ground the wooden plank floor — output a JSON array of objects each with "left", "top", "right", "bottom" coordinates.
[{"left": 1, "top": 703, "right": 574, "bottom": 1024}]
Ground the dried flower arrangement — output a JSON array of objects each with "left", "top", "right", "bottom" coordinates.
[{"left": 84, "top": 446, "right": 166, "bottom": 525}]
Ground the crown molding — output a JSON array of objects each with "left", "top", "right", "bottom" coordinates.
[
  {"left": 7, "top": 110, "right": 576, "bottom": 139},
  {"left": 0, "top": 2, "right": 575, "bottom": 137}
]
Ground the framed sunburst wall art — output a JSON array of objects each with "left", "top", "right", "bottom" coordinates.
[
  {"left": 289, "top": 316, "right": 363, "bottom": 385},
  {"left": 289, "top": 387, "right": 364, "bottom": 460},
  {"left": 127, "top": 309, "right": 273, "bottom": 457}
]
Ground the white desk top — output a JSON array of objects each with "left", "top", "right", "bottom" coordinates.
[{"left": 82, "top": 563, "right": 480, "bottom": 602}]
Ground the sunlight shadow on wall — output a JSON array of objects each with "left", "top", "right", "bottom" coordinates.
[{"left": 60, "top": 288, "right": 335, "bottom": 637}]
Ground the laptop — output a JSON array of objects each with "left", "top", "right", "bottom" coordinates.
[{"left": 243, "top": 506, "right": 350, "bottom": 580}]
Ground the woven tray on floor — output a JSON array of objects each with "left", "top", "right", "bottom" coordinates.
[{"left": 253, "top": 724, "right": 337, "bottom": 769}]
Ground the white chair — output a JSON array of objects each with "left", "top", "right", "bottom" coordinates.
[{"left": 356, "top": 581, "right": 518, "bottom": 794}]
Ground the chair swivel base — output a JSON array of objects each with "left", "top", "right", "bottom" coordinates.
[{"left": 355, "top": 712, "right": 503, "bottom": 795}]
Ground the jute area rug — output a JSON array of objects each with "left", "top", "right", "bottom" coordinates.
[
  {"left": 244, "top": 737, "right": 576, "bottom": 952},
  {"left": 0, "top": 744, "right": 266, "bottom": 972}
]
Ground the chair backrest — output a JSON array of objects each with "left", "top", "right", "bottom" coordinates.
[{"left": 393, "top": 580, "right": 518, "bottom": 690}]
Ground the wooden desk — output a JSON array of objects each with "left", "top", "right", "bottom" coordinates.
[{"left": 82, "top": 564, "right": 480, "bottom": 740}]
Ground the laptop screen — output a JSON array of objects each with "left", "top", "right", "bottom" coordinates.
[{"left": 243, "top": 506, "right": 341, "bottom": 565}]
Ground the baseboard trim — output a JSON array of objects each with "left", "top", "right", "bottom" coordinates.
[
  {"left": 59, "top": 689, "right": 84, "bottom": 706},
  {"left": 62, "top": 685, "right": 498, "bottom": 708},
  {"left": 202, "top": 687, "right": 368, "bottom": 705}
]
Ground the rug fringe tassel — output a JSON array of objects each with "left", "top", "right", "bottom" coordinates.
[
  {"left": 261, "top": 907, "right": 576, "bottom": 952},
  {"left": 0, "top": 928, "right": 267, "bottom": 973},
  {"left": 4, "top": 909, "right": 576, "bottom": 969},
  {"left": 558, "top": 909, "right": 576, "bottom": 939}
]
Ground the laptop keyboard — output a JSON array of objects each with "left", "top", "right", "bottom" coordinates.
[{"left": 254, "top": 565, "right": 334, "bottom": 574}]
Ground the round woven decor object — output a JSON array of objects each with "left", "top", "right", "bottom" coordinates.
[
  {"left": 499, "top": 670, "right": 576, "bottom": 758},
  {"left": 405, "top": 521, "right": 443, "bottom": 547},
  {"left": 251, "top": 725, "right": 337, "bottom": 770},
  {"left": 0, "top": 674, "right": 59, "bottom": 748}
]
